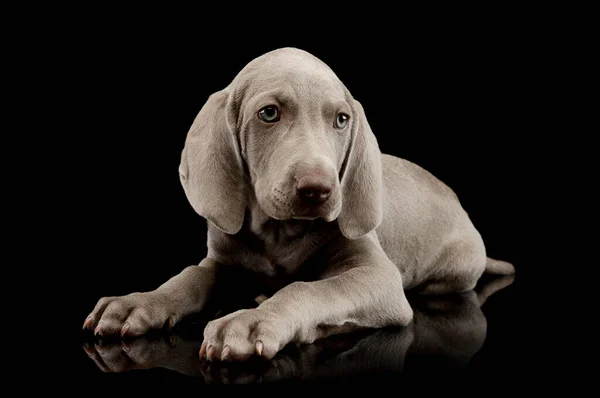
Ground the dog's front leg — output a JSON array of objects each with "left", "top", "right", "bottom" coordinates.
[
  {"left": 83, "top": 258, "right": 219, "bottom": 337},
  {"left": 201, "top": 236, "right": 413, "bottom": 362}
]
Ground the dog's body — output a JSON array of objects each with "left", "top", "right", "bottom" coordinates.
[
  {"left": 209, "top": 154, "right": 489, "bottom": 292},
  {"left": 83, "top": 47, "right": 514, "bottom": 362}
]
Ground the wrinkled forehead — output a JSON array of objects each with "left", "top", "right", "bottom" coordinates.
[{"left": 231, "top": 50, "right": 348, "bottom": 103}]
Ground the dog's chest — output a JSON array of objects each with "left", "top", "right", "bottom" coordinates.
[
  {"left": 208, "top": 218, "right": 336, "bottom": 278},
  {"left": 250, "top": 219, "right": 321, "bottom": 274}
]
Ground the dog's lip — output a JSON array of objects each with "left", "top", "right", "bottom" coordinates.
[{"left": 268, "top": 198, "right": 337, "bottom": 221}]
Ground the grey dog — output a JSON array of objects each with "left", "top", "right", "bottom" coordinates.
[{"left": 83, "top": 47, "right": 515, "bottom": 362}]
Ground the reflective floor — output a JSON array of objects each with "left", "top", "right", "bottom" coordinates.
[{"left": 77, "top": 274, "right": 527, "bottom": 384}]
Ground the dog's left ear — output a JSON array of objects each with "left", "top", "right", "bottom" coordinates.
[{"left": 338, "top": 100, "right": 384, "bottom": 239}]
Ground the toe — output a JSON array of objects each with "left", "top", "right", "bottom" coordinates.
[
  {"left": 95, "top": 319, "right": 125, "bottom": 336},
  {"left": 122, "top": 308, "right": 157, "bottom": 336}
]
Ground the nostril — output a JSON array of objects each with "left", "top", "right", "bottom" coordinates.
[
  {"left": 298, "top": 188, "right": 329, "bottom": 204},
  {"left": 319, "top": 191, "right": 331, "bottom": 201},
  {"left": 296, "top": 176, "right": 333, "bottom": 205}
]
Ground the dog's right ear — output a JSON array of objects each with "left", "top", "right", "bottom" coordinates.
[{"left": 178, "top": 90, "right": 246, "bottom": 234}]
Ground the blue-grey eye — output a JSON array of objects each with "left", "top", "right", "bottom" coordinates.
[
  {"left": 335, "top": 113, "right": 349, "bottom": 129},
  {"left": 258, "top": 105, "right": 280, "bottom": 123}
]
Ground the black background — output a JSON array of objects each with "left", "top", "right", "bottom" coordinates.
[{"left": 37, "top": 24, "right": 554, "bottom": 384}]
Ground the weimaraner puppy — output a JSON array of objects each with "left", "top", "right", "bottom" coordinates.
[{"left": 83, "top": 47, "right": 515, "bottom": 362}]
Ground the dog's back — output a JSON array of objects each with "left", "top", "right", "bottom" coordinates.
[{"left": 376, "top": 154, "right": 487, "bottom": 291}]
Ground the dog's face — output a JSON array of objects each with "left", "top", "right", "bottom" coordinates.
[
  {"left": 236, "top": 57, "right": 352, "bottom": 222},
  {"left": 179, "top": 48, "right": 383, "bottom": 239}
]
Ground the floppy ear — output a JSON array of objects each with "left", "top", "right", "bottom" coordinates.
[
  {"left": 178, "top": 89, "right": 247, "bottom": 234},
  {"left": 337, "top": 100, "right": 384, "bottom": 240}
]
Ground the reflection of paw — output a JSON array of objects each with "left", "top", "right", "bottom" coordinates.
[
  {"left": 83, "top": 335, "right": 177, "bottom": 373},
  {"left": 200, "top": 345, "right": 322, "bottom": 384},
  {"left": 200, "top": 308, "right": 291, "bottom": 362},
  {"left": 200, "top": 360, "right": 265, "bottom": 384},
  {"left": 82, "top": 293, "right": 175, "bottom": 337}
]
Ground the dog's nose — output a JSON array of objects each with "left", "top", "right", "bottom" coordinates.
[{"left": 296, "top": 175, "right": 333, "bottom": 205}]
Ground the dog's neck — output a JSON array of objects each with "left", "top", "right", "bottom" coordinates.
[{"left": 246, "top": 197, "right": 318, "bottom": 245}]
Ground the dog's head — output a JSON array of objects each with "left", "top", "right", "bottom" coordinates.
[{"left": 179, "top": 48, "right": 383, "bottom": 239}]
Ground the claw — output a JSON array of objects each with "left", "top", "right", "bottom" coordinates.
[
  {"left": 255, "top": 340, "right": 264, "bottom": 356},
  {"left": 167, "top": 316, "right": 176, "bottom": 329},
  {"left": 199, "top": 342, "right": 207, "bottom": 359},
  {"left": 120, "top": 322, "right": 130, "bottom": 338},
  {"left": 207, "top": 345, "right": 216, "bottom": 361},
  {"left": 94, "top": 322, "right": 104, "bottom": 337},
  {"left": 221, "top": 345, "right": 231, "bottom": 361},
  {"left": 82, "top": 317, "right": 93, "bottom": 330}
]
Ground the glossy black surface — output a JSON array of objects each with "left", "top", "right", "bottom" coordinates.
[{"left": 75, "top": 273, "right": 527, "bottom": 384}]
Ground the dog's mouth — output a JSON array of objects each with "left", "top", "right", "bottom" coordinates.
[
  {"left": 267, "top": 202, "right": 338, "bottom": 222},
  {"left": 289, "top": 202, "right": 340, "bottom": 222}
]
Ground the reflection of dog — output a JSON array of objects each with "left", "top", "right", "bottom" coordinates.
[
  {"left": 84, "top": 275, "right": 514, "bottom": 383},
  {"left": 84, "top": 47, "right": 515, "bottom": 362}
]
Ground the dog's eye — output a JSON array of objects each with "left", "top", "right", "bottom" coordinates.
[
  {"left": 258, "top": 106, "right": 280, "bottom": 123},
  {"left": 335, "top": 113, "right": 349, "bottom": 129}
]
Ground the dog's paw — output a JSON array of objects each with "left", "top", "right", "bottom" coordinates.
[
  {"left": 83, "top": 292, "right": 175, "bottom": 337},
  {"left": 200, "top": 308, "right": 292, "bottom": 362}
]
